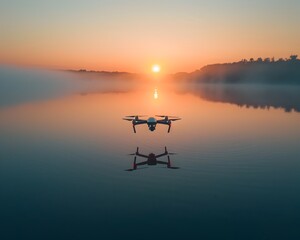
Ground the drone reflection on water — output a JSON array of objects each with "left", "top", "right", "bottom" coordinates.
[{"left": 125, "top": 147, "right": 179, "bottom": 171}]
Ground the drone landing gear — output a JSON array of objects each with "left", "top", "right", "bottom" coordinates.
[
  {"left": 133, "top": 124, "right": 136, "bottom": 133},
  {"left": 168, "top": 122, "right": 171, "bottom": 133}
]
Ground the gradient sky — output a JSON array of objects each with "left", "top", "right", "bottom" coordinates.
[{"left": 1, "top": 0, "right": 299, "bottom": 73}]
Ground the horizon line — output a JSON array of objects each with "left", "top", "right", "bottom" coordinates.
[{"left": 1, "top": 54, "right": 299, "bottom": 75}]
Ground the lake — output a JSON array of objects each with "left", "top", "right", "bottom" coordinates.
[{"left": 1, "top": 67, "right": 300, "bottom": 239}]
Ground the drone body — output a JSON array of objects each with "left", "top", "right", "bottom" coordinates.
[{"left": 123, "top": 115, "right": 181, "bottom": 133}]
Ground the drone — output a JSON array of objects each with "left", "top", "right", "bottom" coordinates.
[
  {"left": 123, "top": 115, "right": 181, "bottom": 133},
  {"left": 125, "top": 147, "right": 179, "bottom": 171}
]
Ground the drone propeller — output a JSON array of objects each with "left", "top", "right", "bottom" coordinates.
[
  {"left": 156, "top": 115, "right": 181, "bottom": 122},
  {"left": 123, "top": 118, "right": 133, "bottom": 121},
  {"left": 156, "top": 115, "right": 180, "bottom": 118},
  {"left": 128, "top": 147, "right": 139, "bottom": 156}
]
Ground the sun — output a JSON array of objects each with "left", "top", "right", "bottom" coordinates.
[{"left": 152, "top": 64, "right": 160, "bottom": 73}]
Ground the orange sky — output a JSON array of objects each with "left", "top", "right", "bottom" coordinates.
[{"left": 1, "top": 0, "right": 300, "bottom": 73}]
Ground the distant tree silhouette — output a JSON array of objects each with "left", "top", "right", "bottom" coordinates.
[
  {"left": 289, "top": 55, "right": 298, "bottom": 61},
  {"left": 176, "top": 55, "right": 300, "bottom": 85}
]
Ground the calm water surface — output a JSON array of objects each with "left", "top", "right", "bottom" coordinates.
[{"left": 1, "top": 68, "right": 300, "bottom": 239}]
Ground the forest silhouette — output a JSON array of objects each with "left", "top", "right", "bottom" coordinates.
[{"left": 173, "top": 55, "right": 300, "bottom": 84}]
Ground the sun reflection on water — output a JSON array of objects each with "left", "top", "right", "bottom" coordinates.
[{"left": 154, "top": 88, "right": 158, "bottom": 99}]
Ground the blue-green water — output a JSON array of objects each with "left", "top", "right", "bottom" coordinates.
[{"left": 1, "top": 67, "right": 300, "bottom": 239}]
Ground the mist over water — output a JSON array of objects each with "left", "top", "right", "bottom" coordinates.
[
  {"left": 1, "top": 67, "right": 300, "bottom": 239},
  {"left": 0, "top": 66, "right": 137, "bottom": 107}
]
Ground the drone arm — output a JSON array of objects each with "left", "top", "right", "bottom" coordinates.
[
  {"left": 136, "top": 153, "right": 149, "bottom": 158},
  {"left": 134, "top": 120, "right": 147, "bottom": 125},
  {"left": 136, "top": 161, "right": 147, "bottom": 166},
  {"left": 132, "top": 124, "right": 136, "bottom": 133},
  {"left": 157, "top": 160, "right": 168, "bottom": 165},
  {"left": 156, "top": 120, "right": 169, "bottom": 125},
  {"left": 156, "top": 153, "right": 168, "bottom": 158}
]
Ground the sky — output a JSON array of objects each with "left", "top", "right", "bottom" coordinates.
[{"left": 0, "top": 0, "right": 300, "bottom": 73}]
